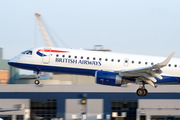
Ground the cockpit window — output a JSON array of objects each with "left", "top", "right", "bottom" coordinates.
[
  {"left": 26, "top": 51, "right": 32, "bottom": 55},
  {"left": 22, "top": 50, "right": 28, "bottom": 54},
  {"left": 22, "top": 50, "right": 32, "bottom": 55}
]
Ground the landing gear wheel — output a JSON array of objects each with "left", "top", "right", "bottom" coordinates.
[
  {"left": 143, "top": 89, "right": 148, "bottom": 96},
  {"left": 136, "top": 88, "right": 148, "bottom": 96},
  {"left": 137, "top": 88, "right": 145, "bottom": 96},
  {"left": 34, "top": 80, "right": 40, "bottom": 85}
]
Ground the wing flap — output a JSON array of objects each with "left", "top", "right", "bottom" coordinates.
[
  {"left": 151, "top": 71, "right": 163, "bottom": 79},
  {"left": 141, "top": 78, "right": 156, "bottom": 87},
  {"left": 142, "top": 73, "right": 157, "bottom": 82}
]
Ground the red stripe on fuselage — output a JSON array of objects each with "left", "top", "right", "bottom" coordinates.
[{"left": 37, "top": 49, "right": 69, "bottom": 53}]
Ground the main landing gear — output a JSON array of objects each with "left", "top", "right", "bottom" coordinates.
[
  {"left": 136, "top": 84, "right": 148, "bottom": 97},
  {"left": 34, "top": 71, "right": 40, "bottom": 85}
]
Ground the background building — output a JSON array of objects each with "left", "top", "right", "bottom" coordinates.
[
  {"left": 0, "top": 48, "right": 19, "bottom": 84},
  {"left": 0, "top": 84, "right": 180, "bottom": 120}
]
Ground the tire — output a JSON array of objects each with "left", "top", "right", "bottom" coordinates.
[
  {"left": 34, "top": 80, "right": 40, "bottom": 85},
  {"left": 136, "top": 88, "right": 145, "bottom": 96},
  {"left": 143, "top": 89, "right": 148, "bottom": 96}
]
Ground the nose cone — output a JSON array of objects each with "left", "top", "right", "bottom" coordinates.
[
  {"left": 8, "top": 57, "right": 17, "bottom": 67},
  {"left": 8, "top": 61, "right": 15, "bottom": 67}
]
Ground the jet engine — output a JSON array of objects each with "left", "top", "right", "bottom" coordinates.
[{"left": 95, "top": 71, "right": 122, "bottom": 86}]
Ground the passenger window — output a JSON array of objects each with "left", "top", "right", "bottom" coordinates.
[
  {"left": 138, "top": 61, "right": 141, "bottom": 64},
  {"left": 56, "top": 54, "right": 59, "bottom": 57},
  {"left": 145, "top": 62, "right": 148, "bottom": 65},
  {"left": 99, "top": 58, "right": 102, "bottom": 61},
  {"left": 125, "top": 60, "right": 128, "bottom": 63},
  {"left": 111, "top": 59, "right": 114, "bottom": 62},
  {"left": 169, "top": 64, "right": 171, "bottom": 67},
  {"left": 105, "top": 58, "right": 108, "bottom": 61},
  {"left": 118, "top": 60, "right": 120, "bottom": 62},
  {"left": 151, "top": 63, "right": 154, "bottom": 65},
  {"left": 87, "top": 57, "right": 89, "bottom": 60},
  {"left": 175, "top": 65, "right": 177, "bottom": 67},
  {"left": 132, "top": 61, "right": 134, "bottom": 64},
  {"left": 74, "top": 56, "right": 77, "bottom": 59},
  {"left": 93, "top": 57, "right": 96, "bottom": 60},
  {"left": 68, "top": 55, "right": 71, "bottom": 58},
  {"left": 62, "top": 55, "right": 65, "bottom": 57},
  {"left": 81, "top": 56, "right": 83, "bottom": 59}
]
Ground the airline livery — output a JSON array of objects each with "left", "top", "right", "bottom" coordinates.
[{"left": 8, "top": 47, "right": 180, "bottom": 96}]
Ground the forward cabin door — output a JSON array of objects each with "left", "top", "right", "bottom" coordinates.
[{"left": 42, "top": 48, "right": 51, "bottom": 64}]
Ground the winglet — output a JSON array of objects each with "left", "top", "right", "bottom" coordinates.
[{"left": 158, "top": 52, "right": 175, "bottom": 67}]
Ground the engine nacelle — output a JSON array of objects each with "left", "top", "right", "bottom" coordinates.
[{"left": 95, "top": 71, "right": 122, "bottom": 86}]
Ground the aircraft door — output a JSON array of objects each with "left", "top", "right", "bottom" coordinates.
[
  {"left": 42, "top": 48, "right": 51, "bottom": 64},
  {"left": 124, "top": 58, "right": 129, "bottom": 66}
]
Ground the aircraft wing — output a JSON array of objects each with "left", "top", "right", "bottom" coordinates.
[{"left": 118, "top": 52, "right": 175, "bottom": 87}]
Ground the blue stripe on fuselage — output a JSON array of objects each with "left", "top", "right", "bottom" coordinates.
[
  {"left": 8, "top": 62, "right": 96, "bottom": 76},
  {"left": 156, "top": 76, "right": 180, "bottom": 84}
]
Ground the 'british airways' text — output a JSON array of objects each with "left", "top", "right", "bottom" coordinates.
[{"left": 55, "top": 58, "right": 101, "bottom": 66}]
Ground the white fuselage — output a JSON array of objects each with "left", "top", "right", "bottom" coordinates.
[{"left": 8, "top": 47, "right": 180, "bottom": 77}]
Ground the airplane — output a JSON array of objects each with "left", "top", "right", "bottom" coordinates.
[{"left": 8, "top": 47, "right": 180, "bottom": 96}]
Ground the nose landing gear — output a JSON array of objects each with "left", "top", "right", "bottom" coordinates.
[
  {"left": 34, "top": 80, "right": 40, "bottom": 85},
  {"left": 34, "top": 71, "right": 40, "bottom": 85},
  {"left": 136, "top": 84, "right": 148, "bottom": 97}
]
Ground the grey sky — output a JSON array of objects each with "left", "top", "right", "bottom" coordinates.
[{"left": 1, "top": 0, "right": 180, "bottom": 74}]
